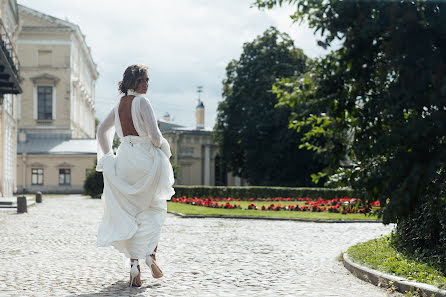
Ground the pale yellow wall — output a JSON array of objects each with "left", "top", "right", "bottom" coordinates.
[
  {"left": 16, "top": 153, "right": 96, "bottom": 193},
  {"left": 164, "top": 131, "right": 246, "bottom": 186},
  {"left": 17, "top": 65, "right": 71, "bottom": 129},
  {"left": 17, "top": 7, "right": 97, "bottom": 138},
  {"left": 164, "top": 132, "right": 222, "bottom": 186}
]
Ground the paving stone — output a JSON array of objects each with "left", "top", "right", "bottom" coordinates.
[{"left": 0, "top": 195, "right": 402, "bottom": 296}]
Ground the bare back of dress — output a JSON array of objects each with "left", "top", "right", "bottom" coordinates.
[{"left": 118, "top": 95, "right": 139, "bottom": 137}]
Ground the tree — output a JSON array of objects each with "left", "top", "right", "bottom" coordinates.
[
  {"left": 255, "top": 1, "right": 446, "bottom": 269},
  {"left": 214, "top": 26, "right": 325, "bottom": 186},
  {"left": 83, "top": 159, "right": 103, "bottom": 198}
]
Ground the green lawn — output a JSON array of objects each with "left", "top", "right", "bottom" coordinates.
[
  {"left": 167, "top": 201, "right": 380, "bottom": 221},
  {"left": 347, "top": 236, "right": 446, "bottom": 289}
]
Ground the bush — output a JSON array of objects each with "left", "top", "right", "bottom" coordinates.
[
  {"left": 391, "top": 197, "right": 446, "bottom": 275},
  {"left": 83, "top": 165, "right": 103, "bottom": 198},
  {"left": 172, "top": 185, "right": 356, "bottom": 199}
]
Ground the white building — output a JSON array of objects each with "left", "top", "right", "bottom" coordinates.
[{"left": 0, "top": 0, "right": 22, "bottom": 198}]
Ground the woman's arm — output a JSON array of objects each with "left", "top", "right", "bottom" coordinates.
[
  {"left": 140, "top": 97, "right": 162, "bottom": 148},
  {"left": 96, "top": 108, "right": 116, "bottom": 171},
  {"left": 97, "top": 108, "right": 115, "bottom": 154}
]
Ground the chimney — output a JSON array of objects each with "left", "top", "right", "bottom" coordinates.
[
  {"left": 195, "top": 99, "right": 204, "bottom": 130},
  {"left": 163, "top": 112, "right": 171, "bottom": 122}
]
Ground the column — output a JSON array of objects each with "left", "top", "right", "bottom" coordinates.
[{"left": 204, "top": 145, "right": 210, "bottom": 186}]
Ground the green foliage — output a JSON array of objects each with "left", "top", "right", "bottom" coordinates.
[
  {"left": 173, "top": 185, "right": 355, "bottom": 199},
  {"left": 254, "top": 1, "right": 446, "bottom": 226},
  {"left": 391, "top": 197, "right": 446, "bottom": 276},
  {"left": 83, "top": 159, "right": 103, "bottom": 198},
  {"left": 347, "top": 235, "right": 446, "bottom": 289},
  {"left": 214, "top": 26, "right": 325, "bottom": 187},
  {"left": 112, "top": 138, "right": 120, "bottom": 150},
  {"left": 170, "top": 155, "right": 179, "bottom": 179}
]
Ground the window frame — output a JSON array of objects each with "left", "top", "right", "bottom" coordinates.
[
  {"left": 58, "top": 168, "right": 71, "bottom": 186},
  {"left": 34, "top": 85, "right": 56, "bottom": 121},
  {"left": 31, "top": 168, "right": 44, "bottom": 185}
]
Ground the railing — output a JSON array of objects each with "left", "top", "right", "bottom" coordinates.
[{"left": 0, "top": 18, "right": 20, "bottom": 77}]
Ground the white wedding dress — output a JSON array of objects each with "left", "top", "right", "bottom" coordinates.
[{"left": 96, "top": 91, "right": 174, "bottom": 259}]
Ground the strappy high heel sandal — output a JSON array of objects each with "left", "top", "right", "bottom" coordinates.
[
  {"left": 129, "top": 259, "right": 142, "bottom": 287},
  {"left": 145, "top": 254, "right": 163, "bottom": 278}
]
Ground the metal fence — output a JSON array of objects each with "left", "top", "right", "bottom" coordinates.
[{"left": 0, "top": 18, "right": 20, "bottom": 76}]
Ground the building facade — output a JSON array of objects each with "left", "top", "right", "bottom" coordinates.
[
  {"left": 15, "top": 5, "right": 98, "bottom": 193},
  {"left": 0, "top": 0, "right": 21, "bottom": 198},
  {"left": 160, "top": 100, "right": 243, "bottom": 186}
]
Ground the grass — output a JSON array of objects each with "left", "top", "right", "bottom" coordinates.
[
  {"left": 347, "top": 235, "right": 446, "bottom": 289},
  {"left": 167, "top": 201, "right": 380, "bottom": 221}
]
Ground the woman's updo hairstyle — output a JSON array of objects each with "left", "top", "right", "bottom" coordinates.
[{"left": 118, "top": 64, "right": 149, "bottom": 95}]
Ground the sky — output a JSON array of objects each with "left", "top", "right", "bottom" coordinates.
[{"left": 18, "top": 0, "right": 335, "bottom": 129}]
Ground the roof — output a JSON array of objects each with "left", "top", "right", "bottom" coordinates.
[
  {"left": 158, "top": 119, "right": 184, "bottom": 133},
  {"left": 162, "top": 126, "right": 213, "bottom": 135},
  {"left": 196, "top": 100, "right": 204, "bottom": 108},
  {"left": 17, "top": 133, "right": 96, "bottom": 155}
]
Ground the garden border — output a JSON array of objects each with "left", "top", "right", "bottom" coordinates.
[
  {"left": 343, "top": 253, "right": 446, "bottom": 297},
  {"left": 167, "top": 211, "right": 381, "bottom": 223}
]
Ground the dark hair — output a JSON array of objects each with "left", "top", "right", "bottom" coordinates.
[{"left": 118, "top": 64, "right": 149, "bottom": 95}]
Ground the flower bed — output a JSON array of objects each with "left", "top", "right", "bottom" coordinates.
[{"left": 171, "top": 196, "right": 381, "bottom": 215}]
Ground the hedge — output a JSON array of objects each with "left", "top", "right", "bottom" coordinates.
[
  {"left": 172, "top": 186, "right": 356, "bottom": 199},
  {"left": 83, "top": 168, "right": 103, "bottom": 198}
]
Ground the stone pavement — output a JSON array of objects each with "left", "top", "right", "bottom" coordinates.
[{"left": 0, "top": 195, "right": 402, "bottom": 297}]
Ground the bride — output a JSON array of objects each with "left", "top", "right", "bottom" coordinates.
[{"left": 96, "top": 64, "right": 175, "bottom": 287}]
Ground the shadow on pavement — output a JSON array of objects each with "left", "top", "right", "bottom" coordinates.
[{"left": 67, "top": 280, "right": 163, "bottom": 297}]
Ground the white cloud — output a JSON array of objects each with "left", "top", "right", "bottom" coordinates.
[{"left": 18, "top": 0, "right": 336, "bottom": 128}]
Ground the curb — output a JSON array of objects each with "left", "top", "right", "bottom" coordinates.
[
  {"left": 0, "top": 196, "right": 36, "bottom": 210},
  {"left": 167, "top": 211, "right": 381, "bottom": 223},
  {"left": 343, "top": 253, "right": 446, "bottom": 297}
]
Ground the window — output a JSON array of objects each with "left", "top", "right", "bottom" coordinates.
[
  {"left": 59, "top": 169, "right": 71, "bottom": 185},
  {"left": 37, "top": 86, "right": 53, "bottom": 120},
  {"left": 31, "top": 168, "right": 43, "bottom": 185}
]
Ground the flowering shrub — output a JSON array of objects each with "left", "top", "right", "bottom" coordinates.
[{"left": 171, "top": 196, "right": 381, "bottom": 214}]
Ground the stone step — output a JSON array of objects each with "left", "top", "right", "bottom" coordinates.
[{"left": 0, "top": 196, "right": 36, "bottom": 209}]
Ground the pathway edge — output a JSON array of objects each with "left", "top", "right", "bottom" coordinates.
[
  {"left": 343, "top": 252, "right": 446, "bottom": 297},
  {"left": 167, "top": 210, "right": 381, "bottom": 223}
]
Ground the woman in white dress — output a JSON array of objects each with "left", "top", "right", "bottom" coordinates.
[{"left": 96, "top": 64, "right": 175, "bottom": 287}]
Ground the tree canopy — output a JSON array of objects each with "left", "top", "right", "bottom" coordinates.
[
  {"left": 214, "top": 27, "right": 325, "bottom": 186},
  {"left": 254, "top": 1, "right": 446, "bottom": 224}
]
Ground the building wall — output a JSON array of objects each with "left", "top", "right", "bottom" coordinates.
[
  {"left": 16, "top": 41, "right": 71, "bottom": 130},
  {"left": 14, "top": 6, "right": 98, "bottom": 195},
  {"left": 164, "top": 132, "right": 220, "bottom": 186},
  {"left": 70, "top": 33, "right": 96, "bottom": 138},
  {"left": 0, "top": 0, "right": 19, "bottom": 197},
  {"left": 17, "top": 6, "right": 98, "bottom": 138},
  {"left": 1, "top": 95, "right": 17, "bottom": 196},
  {"left": 16, "top": 153, "right": 96, "bottom": 193}
]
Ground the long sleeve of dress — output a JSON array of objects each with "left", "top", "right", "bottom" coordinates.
[
  {"left": 140, "top": 97, "right": 162, "bottom": 148},
  {"left": 96, "top": 108, "right": 116, "bottom": 171}
]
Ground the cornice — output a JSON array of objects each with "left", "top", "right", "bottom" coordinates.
[
  {"left": 18, "top": 4, "right": 99, "bottom": 80},
  {"left": 56, "top": 162, "right": 74, "bottom": 168},
  {"left": 30, "top": 73, "right": 60, "bottom": 85}
]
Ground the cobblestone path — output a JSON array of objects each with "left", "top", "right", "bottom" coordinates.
[{"left": 0, "top": 195, "right": 401, "bottom": 297}]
